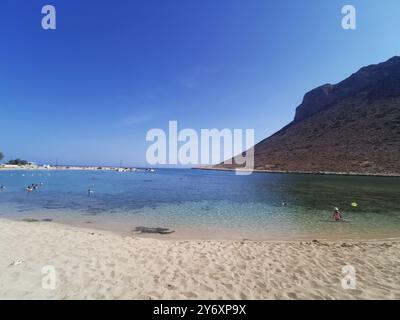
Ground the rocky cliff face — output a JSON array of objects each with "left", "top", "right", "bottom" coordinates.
[
  {"left": 294, "top": 56, "right": 400, "bottom": 123},
  {"left": 217, "top": 56, "right": 400, "bottom": 175}
]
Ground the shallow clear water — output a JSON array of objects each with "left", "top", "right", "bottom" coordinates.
[{"left": 0, "top": 169, "right": 399, "bottom": 240}]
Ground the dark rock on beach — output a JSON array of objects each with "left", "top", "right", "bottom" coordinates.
[
  {"left": 21, "top": 218, "right": 39, "bottom": 222},
  {"left": 21, "top": 218, "right": 52, "bottom": 222},
  {"left": 133, "top": 226, "right": 175, "bottom": 235}
]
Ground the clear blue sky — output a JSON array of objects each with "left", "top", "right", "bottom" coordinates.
[{"left": 1, "top": 0, "right": 400, "bottom": 166}]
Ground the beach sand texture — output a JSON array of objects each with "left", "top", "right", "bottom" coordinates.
[{"left": 0, "top": 219, "right": 399, "bottom": 299}]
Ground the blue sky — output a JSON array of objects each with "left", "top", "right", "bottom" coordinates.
[{"left": 1, "top": 0, "right": 400, "bottom": 166}]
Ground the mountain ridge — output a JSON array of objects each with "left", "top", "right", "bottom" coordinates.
[{"left": 215, "top": 56, "right": 400, "bottom": 175}]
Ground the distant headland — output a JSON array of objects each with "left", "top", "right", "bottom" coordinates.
[{"left": 214, "top": 56, "right": 400, "bottom": 176}]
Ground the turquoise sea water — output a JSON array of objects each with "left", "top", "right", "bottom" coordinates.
[{"left": 0, "top": 169, "right": 399, "bottom": 240}]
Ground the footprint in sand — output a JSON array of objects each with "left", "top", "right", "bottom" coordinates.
[
  {"left": 183, "top": 291, "right": 198, "bottom": 298},
  {"left": 199, "top": 284, "right": 214, "bottom": 292},
  {"left": 222, "top": 283, "right": 233, "bottom": 290},
  {"left": 166, "top": 284, "right": 176, "bottom": 290},
  {"left": 287, "top": 292, "right": 298, "bottom": 299}
]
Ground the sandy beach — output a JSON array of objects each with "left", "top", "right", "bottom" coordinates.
[{"left": 0, "top": 218, "right": 399, "bottom": 300}]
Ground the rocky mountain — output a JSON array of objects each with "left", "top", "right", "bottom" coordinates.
[{"left": 217, "top": 56, "right": 400, "bottom": 175}]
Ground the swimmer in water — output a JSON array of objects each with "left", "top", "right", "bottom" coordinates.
[{"left": 332, "top": 207, "right": 343, "bottom": 222}]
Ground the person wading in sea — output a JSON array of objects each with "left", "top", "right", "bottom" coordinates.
[{"left": 332, "top": 207, "right": 343, "bottom": 222}]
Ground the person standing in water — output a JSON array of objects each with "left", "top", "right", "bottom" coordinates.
[{"left": 332, "top": 207, "right": 343, "bottom": 221}]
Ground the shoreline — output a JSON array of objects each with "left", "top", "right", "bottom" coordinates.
[
  {"left": 0, "top": 165, "right": 155, "bottom": 173},
  {"left": 1, "top": 218, "right": 399, "bottom": 299},
  {"left": 3, "top": 214, "right": 400, "bottom": 243},
  {"left": 194, "top": 166, "right": 400, "bottom": 178},
  {"left": 3, "top": 216, "right": 400, "bottom": 243},
  {"left": 1, "top": 165, "right": 400, "bottom": 177}
]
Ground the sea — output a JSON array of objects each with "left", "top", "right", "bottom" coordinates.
[{"left": 0, "top": 169, "right": 399, "bottom": 240}]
